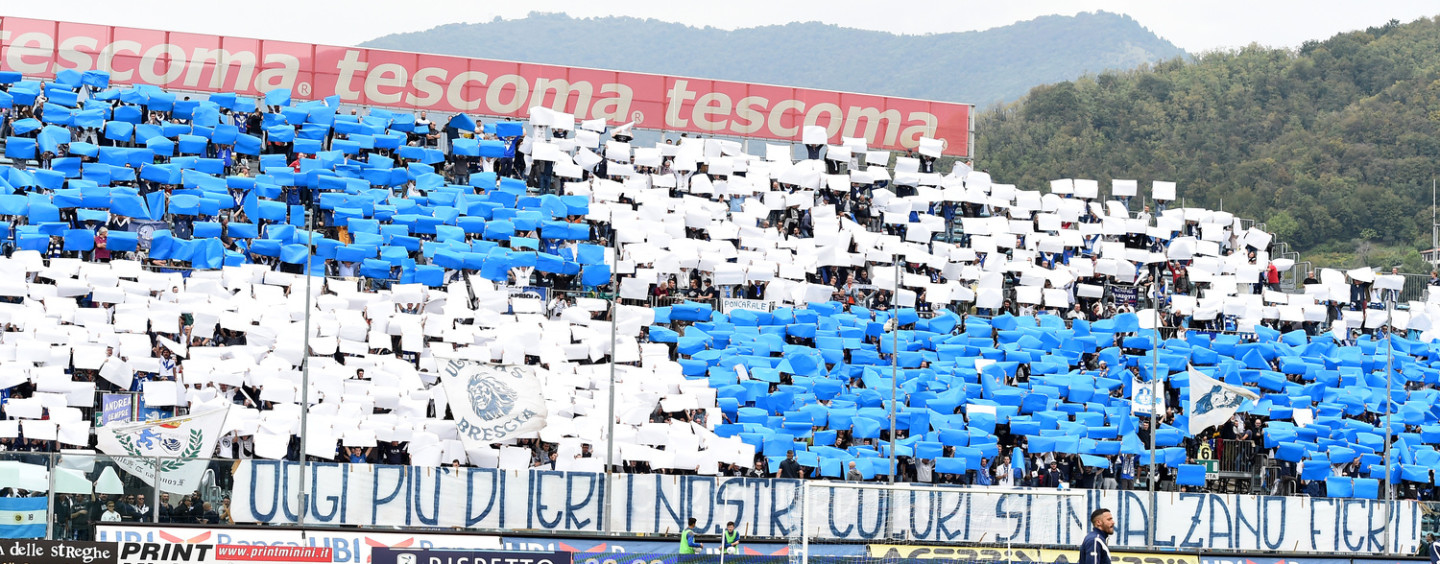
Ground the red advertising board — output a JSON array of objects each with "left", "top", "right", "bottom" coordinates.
[{"left": 0, "top": 16, "right": 972, "bottom": 155}]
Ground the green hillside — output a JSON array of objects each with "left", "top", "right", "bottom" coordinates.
[
  {"left": 361, "top": 11, "right": 1186, "bottom": 106},
  {"left": 976, "top": 17, "right": 1440, "bottom": 263}
]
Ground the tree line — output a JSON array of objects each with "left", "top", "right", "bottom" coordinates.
[{"left": 976, "top": 17, "right": 1440, "bottom": 262}]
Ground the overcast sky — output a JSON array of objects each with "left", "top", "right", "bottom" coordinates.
[{"left": 5, "top": 0, "right": 1438, "bottom": 53}]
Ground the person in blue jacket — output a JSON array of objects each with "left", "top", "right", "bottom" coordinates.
[{"left": 1079, "top": 508, "right": 1113, "bottom": 564}]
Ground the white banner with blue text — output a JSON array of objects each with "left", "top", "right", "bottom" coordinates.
[{"left": 230, "top": 461, "right": 1418, "bottom": 553}]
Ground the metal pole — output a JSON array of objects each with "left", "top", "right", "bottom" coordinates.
[
  {"left": 885, "top": 259, "right": 900, "bottom": 538},
  {"left": 45, "top": 453, "right": 56, "bottom": 539},
  {"left": 1384, "top": 298, "right": 1395, "bottom": 554},
  {"left": 297, "top": 199, "right": 316, "bottom": 528},
  {"left": 151, "top": 457, "right": 160, "bottom": 523},
  {"left": 968, "top": 106, "right": 976, "bottom": 166},
  {"left": 1146, "top": 198, "right": 1159, "bottom": 548},
  {"left": 604, "top": 241, "right": 619, "bottom": 534},
  {"left": 888, "top": 259, "right": 898, "bottom": 484},
  {"left": 799, "top": 481, "right": 810, "bottom": 562},
  {"left": 151, "top": 454, "right": 160, "bottom": 520}
]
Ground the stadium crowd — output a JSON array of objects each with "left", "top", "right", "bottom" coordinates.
[{"left": 0, "top": 68, "right": 1437, "bottom": 524}]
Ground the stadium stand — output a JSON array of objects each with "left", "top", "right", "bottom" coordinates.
[{"left": 0, "top": 66, "right": 1436, "bottom": 518}]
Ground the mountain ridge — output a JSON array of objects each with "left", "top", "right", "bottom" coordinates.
[{"left": 360, "top": 11, "right": 1187, "bottom": 106}]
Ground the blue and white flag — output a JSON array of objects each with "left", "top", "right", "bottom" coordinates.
[
  {"left": 1131, "top": 377, "right": 1165, "bottom": 415},
  {"left": 96, "top": 407, "right": 229, "bottom": 494},
  {"left": 441, "top": 360, "right": 548, "bottom": 448},
  {"left": 0, "top": 497, "right": 46, "bottom": 538},
  {"left": 1187, "top": 366, "right": 1258, "bottom": 435}
]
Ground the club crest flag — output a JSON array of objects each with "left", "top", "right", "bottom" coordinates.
[
  {"left": 1131, "top": 377, "right": 1165, "bottom": 415},
  {"left": 1187, "top": 366, "right": 1258, "bottom": 435},
  {"left": 441, "top": 359, "right": 547, "bottom": 447},
  {"left": 96, "top": 407, "right": 229, "bottom": 494}
]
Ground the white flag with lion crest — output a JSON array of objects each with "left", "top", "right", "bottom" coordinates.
[
  {"left": 96, "top": 407, "right": 230, "bottom": 494},
  {"left": 440, "top": 359, "right": 548, "bottom": 448},
  {"left": 1187, "top": 366, "right": 1259, "bottom": 435}
]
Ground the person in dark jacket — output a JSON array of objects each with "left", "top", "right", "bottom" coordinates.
[
  {"left": 1044, "top": 461, "right": 1065, "bottom": 488},
  {"left": 199, "top": 502, "right": 221, "bottom": 525},
  {"left": 157, "top": 493, "right": 173, "bottom": 523},
  {"left": 1079, "top": 508, "right": 1114, "bottom": 564},
  {"left": 778, "top": 450, "right": 802, "bottom": 479}
]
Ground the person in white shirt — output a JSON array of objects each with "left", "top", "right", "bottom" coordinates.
[
  {"left": 994, "top": 456, "right": 1015, "bottom": 487},
  {"left": 547, "top": 296, "right": 569, "bottom": 320},
  {"left": 336, "top": 259, "right": 358, "bottom": 278},
  {"left": 100, "top": 501, "right": 123, "bottom": 522},
  {"left": 914, "top": 457, "right": 934, "bottom": 483},
  {"left": 157, "top": 348, "right": 176, "bottom": 380}
]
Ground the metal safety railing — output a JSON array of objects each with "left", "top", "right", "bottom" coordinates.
[
  {"left": 3, "top": 451, "right": 239, "bottom": 541},
  {"left": 1218, "top": 439, "right": 1258, "bottom": 473}
]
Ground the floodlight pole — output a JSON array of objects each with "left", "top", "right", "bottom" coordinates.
[{"left": 297, "top": 199, "right": 316, "bottom": 529}]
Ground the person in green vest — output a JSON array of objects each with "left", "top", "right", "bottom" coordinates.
[
  {"left": 723, "top": 521, "right": 741, "bottom": 554},
  {"left": 679, "top": 517, "right": 703, "bottom": 554}
]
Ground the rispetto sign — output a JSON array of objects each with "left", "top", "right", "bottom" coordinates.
[
  {"left": 372, "top": 549, "right": 569, "bottom": 564},
  {"left": 0, "top": 17, "right": 972, "bottom": 155}
]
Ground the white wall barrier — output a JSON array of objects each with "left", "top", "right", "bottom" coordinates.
[{"left": 230, "top": 461, "right": 1419, "bottom": 554}]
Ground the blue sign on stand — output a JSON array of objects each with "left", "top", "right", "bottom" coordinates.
[{"left": 374, "top": 549, "right": 571, "bottom": 564}]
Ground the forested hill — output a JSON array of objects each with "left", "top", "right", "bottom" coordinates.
[
  {"left": 976, "top": 17, "right": 1440, "bottom": 258},
  {"left": 361, "top": 11, "right": 1185, "bottom": 106}
]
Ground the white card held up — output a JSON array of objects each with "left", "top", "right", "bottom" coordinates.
[
  {"left": 802, "top": 126, "right": 828, "bottom": 145},
  {"left": 917, "top": 137, "right": 944, "bottom": 158},
  {"left": 1152, "top": 181, "right": 1176, "bottom": 201}
]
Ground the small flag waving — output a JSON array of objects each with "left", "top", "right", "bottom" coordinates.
[
  {"left": 96, "top": 407, "right": 229, "bottom": 494},
  {"left": 1187, "top": 367, "right": 1258, "bottom": 435},
  {"left": 441, "top": 360, "right": 547, "bottom": 449},
  {"left": 1131, "top": 377, "right": 1165, "bottom": 415}
]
